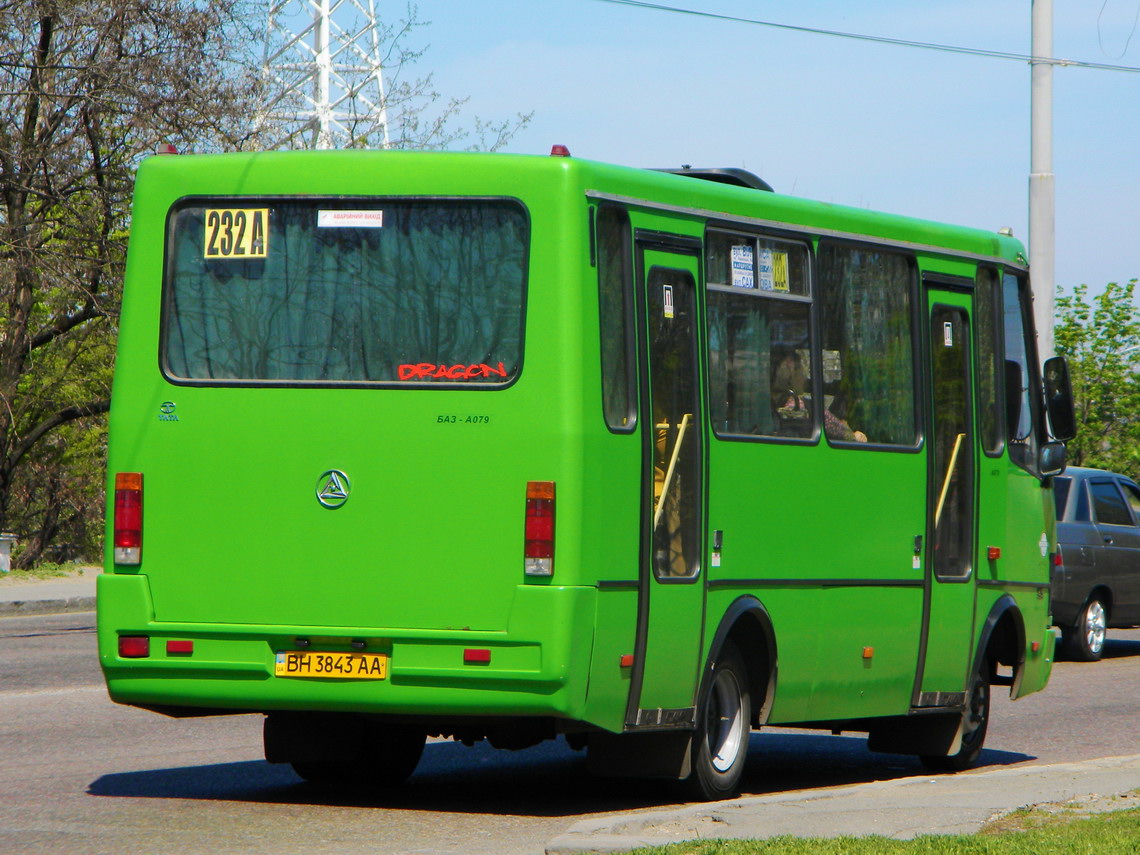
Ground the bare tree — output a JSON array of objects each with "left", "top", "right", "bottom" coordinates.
[
  {"left": 0, "top": 0, "right": 263, "bottom": 560},
  {"left": 0, "top": 0, "right": 530, "bottom": 564}
]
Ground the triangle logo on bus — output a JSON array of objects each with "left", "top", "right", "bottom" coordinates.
[{"left": 316, "top": 469, "right": 351, "bottom": 509}]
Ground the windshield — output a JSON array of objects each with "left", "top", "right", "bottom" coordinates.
[{"left": 162, "top": 199, "right": 528, "bottom": 386}]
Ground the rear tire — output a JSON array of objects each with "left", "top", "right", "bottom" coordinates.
[
  {"left": 283, "top": 724, "right": 425, "bottom": 790},
  {"left": 684, "top": 641, "right": 751, "bottom": 800},
  {"left": 1064, "top": 597, "right": 1107, "bottom": 662},
  {"left": 920, "top": 658, "right": 990, "bottom": 773}
]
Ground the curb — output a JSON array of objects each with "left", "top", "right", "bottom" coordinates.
[
  {"left": 0, "top": 596, "right": 96, "bottom": 617},
  {"left": 545, "top": 755, "right": 1140, "bottom": 854}
]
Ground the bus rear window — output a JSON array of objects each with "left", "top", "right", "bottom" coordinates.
[{"left": 162, "top": 199, "right": 528, "bottom": 386}]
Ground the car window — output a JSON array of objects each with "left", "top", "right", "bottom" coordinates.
[
  {"left": 1124, "top": 481, "right": 1140, "bottom": 522},
  {"left": 1074, "top": 482, "right": 1091, "bottom": 521},
  {"left": 1053, "top": 477, "right": 1071, "bottom": 519},
  {"left": 1090, "top": 480, "right": 1134, "bottom": 526}
]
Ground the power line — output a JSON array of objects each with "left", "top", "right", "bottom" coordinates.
[{"left": 594, "top": 0, "right": 1140, "bottom": 73}]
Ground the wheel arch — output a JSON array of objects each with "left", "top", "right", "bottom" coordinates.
[
  {"left": 1084, "top": 585, "right": 1114, "bottom": 623},
  {"left": 975, "top": 594, "right": 1025, "bottom": 697},
  {"left": 702, "top": 596, "right": 777, "bottom": 727}
]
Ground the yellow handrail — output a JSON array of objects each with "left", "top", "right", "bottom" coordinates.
[
  {"left": 934, "top": 432, "right": 966, "bottom": 528},
  {"left": 654, "top": 412, "right": 692, "bottom": 529}
]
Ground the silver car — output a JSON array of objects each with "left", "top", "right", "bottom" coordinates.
[{"left": 1052, "top": 467, "right": 1140, "bottom": 660}]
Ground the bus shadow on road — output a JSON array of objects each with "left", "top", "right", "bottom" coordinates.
[
  {"left": 742, "top": 730, "right": 1033, "bottom": 796},
  {"left": 87, "top": 731, "right": 1035, "bottom": 816}
]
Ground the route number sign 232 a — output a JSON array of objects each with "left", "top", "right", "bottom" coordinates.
[{"left": 203, "top": 208, "right": 269, "bottom": 259}]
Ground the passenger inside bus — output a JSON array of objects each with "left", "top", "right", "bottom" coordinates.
[{"left": 770, "top": 347, "right": 867, "bottom": 442}]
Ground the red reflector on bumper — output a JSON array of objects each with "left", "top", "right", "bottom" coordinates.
[
  {"left": 463, "top": 648, "right": 491, "bottom": 665},
  {"left": 119, "top": 636, "right": 150, "bottom": 658},
  {"left": 166, "top": 640, "right": 194, "bottom": 655}
]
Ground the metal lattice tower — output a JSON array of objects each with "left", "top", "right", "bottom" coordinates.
[{"left": 262, "top": 0, "right": 391, "bottom": 149}]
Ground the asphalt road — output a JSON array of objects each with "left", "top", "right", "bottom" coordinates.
[{"left": 1, "top": 613, "right": 1138, "bottom": 855}]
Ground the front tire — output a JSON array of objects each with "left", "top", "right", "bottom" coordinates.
[
  {"left": 1064, "top": 597, "right": 1107, "bottom": 662},
  {"left": 920, "top": 658, "right": 990, "bottom": 772},
  {"left": 685, "top": 641, "right": 751, "bottom": 800}
]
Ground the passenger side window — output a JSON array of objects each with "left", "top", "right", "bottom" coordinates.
[
  {"left": 975, "top": 267, "right": 1003, "bottom": 454},
  {"left": 818, "top": 243, "right": 916, "bottom": 446},
  {"left": 597, "top": 206, "right": 635, "bottom": 432},
  {"left": 1091, "top": 481, "right": 1133, "bottom": 526},
  {"left": 1002, "top": 273, "right": 1036, "bottom": 440},
  {"left": 706, "top": 231, "right": 813, "bottom": 440}
]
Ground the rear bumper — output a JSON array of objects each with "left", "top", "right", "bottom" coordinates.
[{"left": 97, "top": 573, "right": 597, "bottom": 721}]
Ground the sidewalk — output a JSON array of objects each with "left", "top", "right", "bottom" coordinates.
[
  {"left": 547, "top": 754, "right": 1140, "bottom": 854},
  {"left": 0, "top": 567, "right": 98, "bottom": 616}
]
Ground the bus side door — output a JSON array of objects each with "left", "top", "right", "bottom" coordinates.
[
  {"left": 918, "top": 283, "right": 978, "bottom": 702},
  {"left": 627, "top": 239, "right": 707, "bottom": 728}
]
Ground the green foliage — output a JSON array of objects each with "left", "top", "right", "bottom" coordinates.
[
  {"left": 624, "top": 805, "right": 1140, "bottom": 854},
  {"left": 1053, "top": 280, "right": 1140, "bottom": 479}
]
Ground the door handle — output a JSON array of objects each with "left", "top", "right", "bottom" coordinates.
[{"left": 1103, "top": 536, "right": 1114, "bottom": 545}]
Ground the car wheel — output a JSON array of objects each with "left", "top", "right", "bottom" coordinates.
[
  {"left": 685, "top": 641, "right": 751, "bottom": 800},
  {"left": 920, "top": 657, "right": 990, "bottom": 773},
  {"left": 1066, "top": 597, "right": 1107, "bottom": 662}
]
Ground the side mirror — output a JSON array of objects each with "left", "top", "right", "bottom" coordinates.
[
  {"left": 1043, "top": 356, "right": 1077, "bottom": 441},
  {"left": 1038, "top": 440, "right": 1067, "bottom": 477}
]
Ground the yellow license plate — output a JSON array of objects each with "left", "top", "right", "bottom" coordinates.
[{"left": 274, "top": 650, "right": 388, "bottom": 680}]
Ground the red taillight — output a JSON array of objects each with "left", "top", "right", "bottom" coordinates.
[
  {"left": 524, "top": 481, "right": 555, "bottom": 577},
  {"left": 114, "top": 472, "right": 143, "bottom": 565},
  {"left": 119, "top": 636, "right": 150, "bottom": 658}
]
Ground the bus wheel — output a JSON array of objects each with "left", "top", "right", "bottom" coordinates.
[
  {"left": 685, "top": 641, "right": 751, "bottom": 800},
  {"left": 291, "top": 726, "right": 425, "bottom": 789},
  {"left": 920, "top": 658, "right": 990, "bottom": 773},
  {"left": 1065, "top": 597, "right": 1107, "bottom": 662}
]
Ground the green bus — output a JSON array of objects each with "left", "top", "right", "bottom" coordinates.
[{"left": 99, "top": 147, "right": 1075, "bottom": 800}]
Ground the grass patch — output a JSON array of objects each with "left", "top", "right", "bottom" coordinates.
[
  {"left": 623, "top": 804, "right": 1140, "bottom": 855},
  {"left": 0, "top": 561, "right": 96, "bottom": 582}
]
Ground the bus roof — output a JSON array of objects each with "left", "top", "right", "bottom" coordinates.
[{"left": 136, "top": 149, "right": 1026, "bottom": 268}]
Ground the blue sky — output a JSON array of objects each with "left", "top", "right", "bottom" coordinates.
[{"left": 412, "top": 0, "right": 1139, "bottom": 301}]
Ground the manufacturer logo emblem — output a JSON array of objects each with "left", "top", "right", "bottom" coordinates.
[{"left": 316, "top": 470, "right": 351, "bottom": 509}]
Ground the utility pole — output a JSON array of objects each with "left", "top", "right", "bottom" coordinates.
[
  {"left": 1030, "top": 0, "right": 1055, "bottom": 359},
  {"left": 261, "top": 0, "right": 391, "bottom": 150}
]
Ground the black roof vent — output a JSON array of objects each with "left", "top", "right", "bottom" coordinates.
[{"left": 652, "top": 166, "right": 773, "bottom": 192}]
